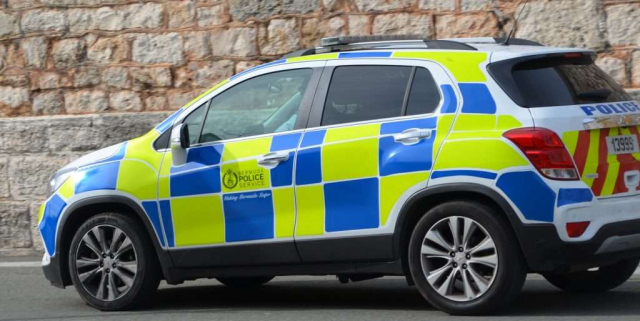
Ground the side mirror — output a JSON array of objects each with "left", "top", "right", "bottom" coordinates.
[{"left": 171, "top": 124, "right": 190, "bottom": 166}]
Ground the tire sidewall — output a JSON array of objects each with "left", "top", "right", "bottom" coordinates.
[
  {"left": 68, "top": 214, "right": 156, "bottom": 310},
  {"left": 408, "top": 202, "right": 524, "bottom": 314}
]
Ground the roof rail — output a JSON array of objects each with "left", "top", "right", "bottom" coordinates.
[
  {"left": 280, "top": 34, "right": 477, "bottom": 59},
  {"left": 445, "top": 37, "right": 543, "bottom": 46}
]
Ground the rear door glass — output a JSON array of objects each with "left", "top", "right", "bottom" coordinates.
[
  {"left": 321, "top": 66, "right": 411, "bottom": 126},
  {"left": 406, "top": 68, "right": 441, "bottom": 115}
]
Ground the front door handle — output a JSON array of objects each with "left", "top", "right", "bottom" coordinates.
[
  {"left": 258, "top": 151, "right": 289, "bottom": 167},
  {"left": 393, "top": 128, "right": 432, "bottom": 145}
]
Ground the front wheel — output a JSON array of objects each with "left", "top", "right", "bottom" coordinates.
[
  {"left": 68, "top": 213, "right": 161, "bottom": 310},
  {"left": 543, "top": 258, "right": 640, "bottom": 293},
  {"left": 408, "top": 201, "right": 527, "bottom": 315}
]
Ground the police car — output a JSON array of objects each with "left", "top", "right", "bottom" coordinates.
[{"left": 39, "top": 35, "right": 640, "bottom": 315}]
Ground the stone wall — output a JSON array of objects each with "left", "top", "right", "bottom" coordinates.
[
  {"left": 1, "top": 0, "right": 640, "bottom": 254},
  {"left": 0, "top": 112, "right": 169, "bottom": 255}
]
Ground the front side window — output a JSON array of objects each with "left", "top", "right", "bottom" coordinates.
[
  {"left": 182, "top": 102, "right": 207, "bottom": 144},
  {"left": 195, "top": 69, "right": 313, "bottom": 144}
]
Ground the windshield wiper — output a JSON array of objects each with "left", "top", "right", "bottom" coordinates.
[{"left": 577, "top": 89, "right": 612, "bottom": 102}]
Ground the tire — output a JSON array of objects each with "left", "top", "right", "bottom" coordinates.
[
  {"left": 68, "top": 213, "right": 161, "bottom": 311},
  {"left": 543, "top": 258, "right": 640, "bottom": 293},
  {"left": 408, "top": 201, "right": 527, "bottom": 315},
  {"left": 217, "top": 276, "right": 275, "bottom": 288}
]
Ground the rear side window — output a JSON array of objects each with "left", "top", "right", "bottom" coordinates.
[
  {"left": 322, "top": 66, "right": 411, "bottom": 126},
  {"left": 321, "top": 66, "right": 441, "bottom": 126},
  {"left": 489, "top": 54, "right": 632, "bottom": 107},
  {"left": 406, "top": 68, "right": 441, "bottom": 115}
]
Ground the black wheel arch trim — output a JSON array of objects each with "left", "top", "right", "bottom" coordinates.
[
  {"left": 392, "top": 182, "right": 552, "bottom": 273},
  {"left": 53, "top": 195, "right": 175, "bottom": 286}
]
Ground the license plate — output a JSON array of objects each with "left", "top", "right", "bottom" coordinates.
[{"left": 606, "top": 135, "right": 640, "bottom": 155}]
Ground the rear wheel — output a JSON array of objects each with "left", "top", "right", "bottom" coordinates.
[
  {"left": 217, "top": 276, "right": 274, "bottom": 288},
  {"left": 68, "top": 213, "right": 161, "bottom": 310},
  {"left": 543, "top": 258, "right": 640, "bottom": 293},
  {"left": 408, "top": 201, "right": 527, "bottom": 315}
]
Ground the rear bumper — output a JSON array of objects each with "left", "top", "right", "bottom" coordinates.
[{"left": 518, "top": 219, "right": 640, "bottom": 273}]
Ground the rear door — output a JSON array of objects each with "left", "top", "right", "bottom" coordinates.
[
  {"left": 293, "top": 59, "right": 459, "bottom": 263},
  {"left": 490, "top": 53, "right": 640, "bottom": 198}
]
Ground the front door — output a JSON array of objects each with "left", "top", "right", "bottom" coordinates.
[{"left": 158, "top": 65, "right": 322, "bottom": 267}]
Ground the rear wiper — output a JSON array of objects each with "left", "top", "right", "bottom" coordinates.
[{"left": 577, "top": 89, "right": 612, "bottom": 101}]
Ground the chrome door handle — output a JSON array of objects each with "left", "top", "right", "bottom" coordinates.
[
  {"left": 258, "top": 151, "right": 289, "bottom": 166},
  {"left": 393, "top": 128, "right": 432, "bottom": 145}
]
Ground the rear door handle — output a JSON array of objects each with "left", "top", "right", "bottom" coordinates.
[
  {"left": 393, "top": 128, "right": 432, "bottom": 145},
  {"left": 258, "top": 151, "right": 289, "bottom": 167}
]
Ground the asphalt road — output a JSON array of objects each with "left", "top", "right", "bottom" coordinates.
[{"left": 1, "top": 256, "right": 639, "bottom": 321}]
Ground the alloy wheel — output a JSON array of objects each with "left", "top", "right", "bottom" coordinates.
[
  {"left": 420, "top": 216, "right": 499, "bottom": 302},
  {"left": 75, "top": 225, "right": 138, "bottom": 301}
]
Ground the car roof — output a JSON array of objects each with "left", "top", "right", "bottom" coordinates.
[{"left": 285, "top": 36, "right": 595, "bottom": 64}]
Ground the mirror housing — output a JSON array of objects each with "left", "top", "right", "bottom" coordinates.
[{"left": 171, "top": 124, "right": 189, "bottom": 166}]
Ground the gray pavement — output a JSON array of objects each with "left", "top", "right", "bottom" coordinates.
[{"left": 0, "top": 257, "right": 639, "bottom": 321}]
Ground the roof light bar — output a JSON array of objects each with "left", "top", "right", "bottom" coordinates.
[{"left": 320, "top": 35, "right": 424, "bottom": 47}]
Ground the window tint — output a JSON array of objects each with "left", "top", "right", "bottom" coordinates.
[
  {"left": 406, "top": 68, "right": 441, "bottom": 115},
  {"left": 322, "top": 66, "right": 412, "bottom": 126},
  {"left": 182, "top": 103, "right": 207, "bottom": 144},
  {"left": 153, "top": 129, "right": 171, "bottom": 150},
  {"left": 198, "top": 69, "right": 312, "bottom": 144},
  {"left": 490, "top": 55, "right": 632, "bottom": 107}
]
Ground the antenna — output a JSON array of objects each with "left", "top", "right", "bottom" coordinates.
[{"left": 503, "top": 0, "right": 530, "bottom": 46}]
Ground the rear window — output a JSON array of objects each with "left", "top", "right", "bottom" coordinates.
[{"left": 489, "top": 54, "right": 632, "bottom": 108}]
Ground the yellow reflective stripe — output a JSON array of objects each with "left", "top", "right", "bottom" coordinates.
[
  {"left": 158, "top": 176, "right": 170, "bottom": 199},
  {"left": 124, "top": 130, "right": 164, "bottom": 171},
  {"left": 287, "top": 53, "right": 338, "bottom": 63},
  {"left": 221, "top": 159, "right": 270, "bottom": 192},
  {"left": 433, "top": 114, "right": 455, "bottom": 157},
  {"left": 447, "top": 131, "right": 504, "bottom": 140},
  {"left": 392, "top": 51, "right": 488, "bottom": 82},
  {"left": 582, "top": 130, "right": 600, "bottom": 187},
  {"left": 37, "top": 203, "right": 45, "bottom": 225},
  {"left": 496, "top": 115, "right": 522, "bottom": 130},
  {"left": 58, "top": 176, "right": 75, "bottom": 200},
  {"left": 295, "top": 185, "right": 324, "bottom": 236},
  {"left": 273, "top": 187, "right": 295, "bottom": 238},
  {"left": 452, "top": 115, "right": 496, "bottom": 131},
  {"left": 160, "top": 152, "right": 172, "bottom": 176},
  {"left": 324, "top": 123, "right": 381, "bottom": 143},
  {"left": 434, "top": 139, "right": 528, "bottom": 171},
  {"left": 183, "top": 79, "right": 230, "bottom": 110},
  {"left": 601, "top": 128, "right": 619, "bottom": 196},
  {"left": 172, "top": 195, "right": 225, "bottom": 246},
  {"left": 562, "top": 131, "right": 579, "bottom": 156},
  {"left": 221, "top": 137, "right": 272, "bottom": 162},
  {"left": 117, "top": 160, "right": 158, "bottom": 200},
  {"left": 322, "top": 137, "right": 378, "bottom": 182},
  {"left": 380, "top": 172, "right": 429, "bottom": 226}
]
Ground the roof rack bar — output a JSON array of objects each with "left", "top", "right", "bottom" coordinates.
[
  {"left": 321, "top": 35, "right": 425, "bottom": 47},
  {"left": 280, "top": 35, "right": 478, "bottom": 59}
]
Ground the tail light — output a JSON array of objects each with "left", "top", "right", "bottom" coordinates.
[
  {"left": 503, "top": 127, "right": 579, "bottom": 180},
  {"left": 566, "top": 221, "right": 590, "bottom": 238}
]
